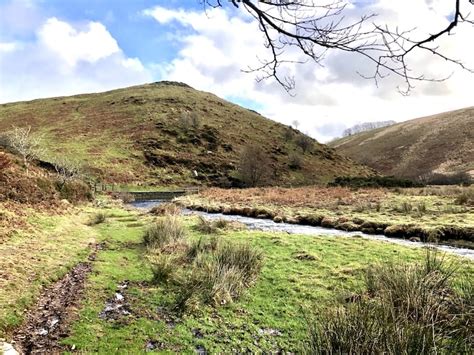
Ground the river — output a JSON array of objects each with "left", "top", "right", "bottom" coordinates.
[{"left": 131, "top": 200, "right": 474, "bottom": 260}]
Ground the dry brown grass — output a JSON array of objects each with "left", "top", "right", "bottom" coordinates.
[{"left": 199, "top": 187, "right": 387, "bottom": 209}]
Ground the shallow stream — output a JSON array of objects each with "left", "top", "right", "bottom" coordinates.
[{"left": 131, "top": 200, "right": 474, "bottom": 260}]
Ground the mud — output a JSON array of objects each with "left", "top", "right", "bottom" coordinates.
[
  {"left": 12, "top": 243, "right": 102, "bottom": 354},
  {"left": 98, "top": 281, "right": 132, "bottom": 321}
]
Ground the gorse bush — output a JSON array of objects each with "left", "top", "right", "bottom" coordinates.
[
  {"left": 143, "top": 215, "right": 186, "bottom": 249},
  {"left": 306, "top": 251, "right": 473, "bottom": 354}
]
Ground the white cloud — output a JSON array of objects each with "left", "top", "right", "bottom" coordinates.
[
  {"left": 145, "top": 3, "right": 474, "bottom": 142},
  {"left": 0, "top": 17, "right": 152, "bottom": 103},
  {"left": 37, "top": 18, "right": 120, "bottom": 67}
]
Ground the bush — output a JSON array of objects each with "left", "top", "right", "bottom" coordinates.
[
  {"left": 295, "top": 134, "right": 313, "bottom": 153},
  {"left": 305, "top": 251, "right": 473, "bottom": 354},
  {"left": 238, "top": 144, "right": 273, "bottom": 187},
  {"left": 0, "top": 152, "right": 12, "bottom": 172},
  {"left": 329, "top": 176, "right": 423, "bottom": 188},
  {"left": 57, "top": 180, "right": 93, "bottom": 203},
  {"left": 143, "top": 215, "right": 186, "bottom": 249},
  {"left": 288, "top": 152, "right": 302, "bottom": 170},
  {"left": 87, "top": 212, "right": 106, "bottom": 226}
]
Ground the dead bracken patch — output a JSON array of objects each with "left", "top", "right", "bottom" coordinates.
[{"left": 12, "top": 243, "right": 102, "bottom": 354}]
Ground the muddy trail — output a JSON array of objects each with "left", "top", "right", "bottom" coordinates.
[{"left": 11, "top": 243, "right": 103, "bottom": 354}]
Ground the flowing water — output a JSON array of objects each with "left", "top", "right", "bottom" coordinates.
[{"left": 131, "top": 200, "right": 474, "bottom": 260}]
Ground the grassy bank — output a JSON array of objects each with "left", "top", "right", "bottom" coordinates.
[
  {"left": 63, "top": 207, "right": 472, "bottom": 352},
  {"left": 0, "top": 204, "right": 98, "bottom": 335},
  {"left": 2, "top": 199, "right": 473, "bottom": 352},
  {"left": 176, "top": 186, "right": 474, "bottom": 247}
]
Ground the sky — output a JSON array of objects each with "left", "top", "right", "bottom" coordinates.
[{"left": 0, "top": 0, "right": 473, "bottom": 142}]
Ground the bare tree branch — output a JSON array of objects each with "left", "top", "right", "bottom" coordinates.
[{"left": 202, "top": 0, "right": 474, "bottom": 94}]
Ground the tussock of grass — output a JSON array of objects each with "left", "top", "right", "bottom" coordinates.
[
  {"left": 194, "top": 216, "right": 243, "bottom": 234},
  {"left": 306, "top": 251, "right": 473, "bottom": 354},
  {"left": 176, "top": 241, "right": 264, "bottom": 310},
  {"left": 143, "top": 215, "right": 185, "bottom": 249},
  {"left": 145, "top": 218, "right": 263, "bottom": 312},
  {"left": 87, "top": 212, "right": 106, "bottom": 226},
  {"left": 149, "top": 202, "right": 181, "bottom": 216}
]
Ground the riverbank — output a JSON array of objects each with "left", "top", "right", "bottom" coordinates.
[
  {"left": 175, "top": 186, "right": 474, "bottom": 248},
  {"left": 2, "top": 196, "right": 473, "bottom": 352}
]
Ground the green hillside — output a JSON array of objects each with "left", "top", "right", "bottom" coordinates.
[{"left": 0, "top": 82, "right": 372, "bottom": 186}]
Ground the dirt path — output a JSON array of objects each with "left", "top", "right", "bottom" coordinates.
[{"left": 11, "top": 243, "right": 102, "bottom": 354}]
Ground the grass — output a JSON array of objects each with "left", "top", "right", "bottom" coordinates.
[
  {"left": 177, "top": 186, "right": 474, "bottom": 245},
  {"left": 0, "top": 207, "right": 98, "bottom": 335},
  {"left": 306, "top": 251, "right": 473, "bottom": 353},
  {"left": 2, "top": 199, "right": 472, "bottom": 352},
  {"left": 60, "top": 208, "right": 473, "bottom": 353},
  {"left": 142, "top": 215, "right": 186, "bottom": 248}
]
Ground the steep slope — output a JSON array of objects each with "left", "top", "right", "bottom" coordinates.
[
  {"left": 329, "top": 107, "right": 474, "bottom": 180},
  {"left": 0, "top": 82, "right": 372, "bottom": 186}
]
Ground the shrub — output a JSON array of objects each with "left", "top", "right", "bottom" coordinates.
[
  {"left": 143, "top": 215, "right": 186, "bottom": 249},
  {"left": 329, "top": 176, "right": 423, "bottom": 188},
  {"left": 295, "top": 134, "right": 313, "bottom": 153},
  {"left": 87, "top": 212, "right": 106, "bottom": 226},
  {"left": 288, "top": 152, "right": 303, "bottom": 170},
  {"left": 238, "top": 144, "right": 273, "bottom": 187},
  {"left": 305, "top": 251, "right": 472, "bottom": 354},
  {"left": 0, "top": 152, "right": 12, "bottom": 172},
  {"left": 57, "top": 180, "right": 93, "bottom": 203}
]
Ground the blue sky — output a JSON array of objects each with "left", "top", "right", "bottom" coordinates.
[{"left": 0, "top": 0, "right": 472, "bottom": 141}]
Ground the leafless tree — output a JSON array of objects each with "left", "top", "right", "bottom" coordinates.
[
  {"left": 51, "top": 156, "right": 82, "bottom": 189},
  {"left": 202, "top": 0, "right": 474, "bottom": 94},
  {"left": 295, "top": 133, "right": 313, "bottom": 153},
  {"left": 4, "top": 126, "right": 44, "bottom": 176},
  {"left": 238, "top": 144, "right": 272, "bottom": 186}
]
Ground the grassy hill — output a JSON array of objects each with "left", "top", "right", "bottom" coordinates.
[
  {"left": 0, "top": 82, "right": 372, "bottom": 186},
  {"left": 329, "top": 107, "right": 474, "bottom": 180}
]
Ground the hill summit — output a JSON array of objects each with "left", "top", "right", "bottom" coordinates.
[{"left": 0, "top": 82, "right": 372, "bottom": 186}]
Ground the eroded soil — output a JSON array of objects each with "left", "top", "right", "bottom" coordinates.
[{"left": 12, "top": 243, "right": 102, "bottom": 354}]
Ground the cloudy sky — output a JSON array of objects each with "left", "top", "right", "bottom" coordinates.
[{"left": 0, "top": 0, "right": 473, "bottom": 142}]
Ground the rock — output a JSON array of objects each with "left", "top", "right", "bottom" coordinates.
[
  {"left": 409, "top": 237, "right": 421, "bottom": 243},
  {"left": 1, "top": 342, "right": 19, "bottom": 355},
  {"left": 321, "top": 217, "right": 336, "bottom": 228},
  {"left": 273, "top": 216, "right": 283, "bottom": 223},
  {"left": 337, "top": 222, "right": 359, "bottom": 232}
]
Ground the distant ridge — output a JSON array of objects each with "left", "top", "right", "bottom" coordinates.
[{"left": 329, "top": 107, "right": 474, "bottom": 179}]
